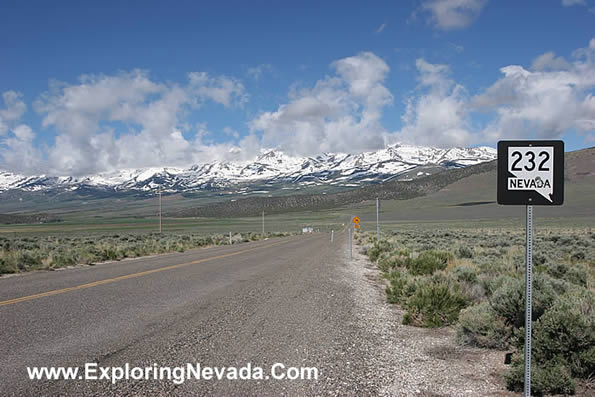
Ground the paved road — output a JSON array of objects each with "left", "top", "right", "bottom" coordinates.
[{"left": 0, "top": 232, "right": 384, "bottom": 396}]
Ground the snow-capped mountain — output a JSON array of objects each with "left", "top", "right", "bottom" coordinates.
[{"left": 0, "top": 144, "right": 496, "bottom": 194}]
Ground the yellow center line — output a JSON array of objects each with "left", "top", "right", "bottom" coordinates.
[{"left": 0, "top": 238, "right": 294, "bottom": 307}]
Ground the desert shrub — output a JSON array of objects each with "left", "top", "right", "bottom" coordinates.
[
  {"left": 532, "top": 288, "right": 595, "bottom": 379},
  {"left": 505, "top": 357, "right": 576, "bottom": 396},
  {"left": 378, "top": 255, "right": 398, "bottom": 273},
  {"left": 50, "top": 252, "right": 78, "bottom": 268},
  {"left": 385, "top": 271, "right": 419, "bottom": 305},
  {"left": 481, "top": 238, "right": 510, "bottom": 248},
  {"left": 368, "top": 240, "right": 393, "bottom": 262},
  {"left": 503, "top": 287, "right": 594, "bottom": 394},
  {"left": 402, "top": 276, "right": 468, "bottom": 328},
  {"left": 533, "top": 252, "right": 548, "bottom": 266},
  {"left": 572, "top": 346, "right": 595, "bottom": 380},
  {"left": 453, "top": 266, "right": 478, "bottom": 284},
  {"left": 378, "top": 252, "right": 412, "bottom": 273},
  {"left": 0, "top": 231, "right": 283, "bottom": 275},
  {"left": 395, "top": 247, "right": 410, "bottom": 257},
  {"left": 558, "top": 236, "right": 574, "bottom": 246},
  {"left": 77, "top": 250, "right": 97, "bottom": 265},
  {"left": 0, "top": 256, "right": 17, "bottom": 274},
  {"left": 457, "top": 301, "right": 509, "bottom": 349},
  {"left": 16, "top": 251, "right": 43, "bottom": 269},
  {"left": 98, "top": 247, "right": 119, "bottom": 261},
  {"left": 385, "top": 271, "right": 408, "bottom": 304},
  {"left": 570, "top": 251, "right": 585, "bottom": 262},
  {"left": 408, "top": 250, "right": 451, "bottom": 276},
  {"left": 452, "top": 265, "right": 481, "bottom": 303},
  {"left": 457, "top": 280, "right": 485, "bottom": 304},
  {"left": 490, "top": 274, "right": 558, "bottom": 328},
  {"left": 545, "top": 262, "right": 589, "bottom": 288},
  {"left": 456, "top": 246, "right": 473, "bottom": 259},
  {"left": 480, "top": 274, "right": 516, "bottom": 298},
  {"left": 419, "top": 243, "right": 433, "bottom": 251},
  {"left": 373, "top": 227, "right": 593, "bottom": 392},
  {"left": 401, "top": 277, "right": 421, "bottom": 301}
]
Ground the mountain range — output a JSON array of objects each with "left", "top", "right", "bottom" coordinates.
[{"left": 0, "top": 144, "right": 496, "bottom": 196}]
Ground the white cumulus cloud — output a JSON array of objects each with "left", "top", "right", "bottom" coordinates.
[
  {"left": 0, "top": 70, "right": 251, "bottom": 176},
  {"left": 473, "top": 40, "right": 595, "bottom": 141},
  {"left": 250, "top": 52, "right": 392, "bottom": 155},
  {"left": 562, "top": 0, "right": 586, "bottom": 6},
  {"left": 419, "top": 0, "right": 488, "bottom": 30},
  {"left": 375, "top": 23, "right": 387, "bottom": 33},
  {"left": 530, "top": 51, "right": 572, "bottom": 71},
  {"left": 392, "top": 59, "right": 472, "bottom": 147},
  {"left": 247, "top": 64, "right": 272, "bottom": 80},
  {"left": 188, "top": 72, "right": 247, "bottom": 107},
  {"left": 393, "top": 38, "right": 595, "bottom": 146},
  {"left": 0, "top": 91, "right": 44, "bottom": 173},
  {"left": 0, "top": 91, "right": 27, "bottom": 135}
]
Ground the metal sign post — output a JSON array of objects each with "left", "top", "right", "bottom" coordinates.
[
  {"left": 349, "top": 226, "right": 352, "bottom": 260},
  {"left": 497, "top": 140, "right": 564, "bottom": 397},
  {"left": 524, "top": 205, "right": 533, "bottom": 397},
  {"left": 348, "top": 216, "right": 360, "bottom": 259}
]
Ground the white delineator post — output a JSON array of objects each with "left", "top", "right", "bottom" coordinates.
[
  {"left": 524, "top": 205, "right": 533, "bottom": 397},
  {"left": 229, "top": 231, "right": 232, "bottom": 245},
  {"left": 331, "top": 230, "right": 334, "bottom": 243}
]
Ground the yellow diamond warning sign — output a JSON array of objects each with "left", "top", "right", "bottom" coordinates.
[{"left": 352, "top": 216, "right": 360, "bottom": 224}]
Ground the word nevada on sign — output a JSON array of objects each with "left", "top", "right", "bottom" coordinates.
[{"left": 497, "top": 140, "right": 564, "bottom": 205}]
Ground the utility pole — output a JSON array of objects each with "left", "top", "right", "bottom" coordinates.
[
  {"left": 376, "top": 197, "right": 380, "bottom": 242},
  {"left": 158, "top": 186, "right": 162, "bottom": 233},
  {"left": 262, "top": 211, "right": 265, "bottom": 235}
]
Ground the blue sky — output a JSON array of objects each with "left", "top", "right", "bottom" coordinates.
[{"left": 0, "top": 0, "right": 593, "bottom": 175}]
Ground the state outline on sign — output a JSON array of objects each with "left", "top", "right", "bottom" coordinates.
[{"left": 507, "top": 146, "right": 554, "bottom": 202}]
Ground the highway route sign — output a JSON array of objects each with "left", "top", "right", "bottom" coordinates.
[
  {"left": 497, "top": 140, "right": 564, "bottom": 205},
  {"left": 497, "top": 140, "right": 564, "bottom": 395}
]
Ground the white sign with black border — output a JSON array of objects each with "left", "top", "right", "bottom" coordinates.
[{"left": 497, "top": 140, "right": 564, "bottom": 205}]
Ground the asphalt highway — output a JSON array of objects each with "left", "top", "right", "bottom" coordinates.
[{"left": 0, "top": 232, "right": 385, "bottom": 396}]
